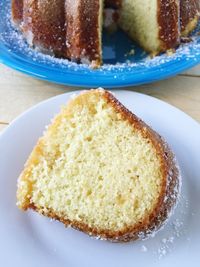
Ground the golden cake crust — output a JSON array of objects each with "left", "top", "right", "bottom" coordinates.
[
  {"left": 12, "top": 0, "right": 102, "bottom": 66},
  {"left": 22, "top": 0, "right": 66, "bottom": 57},
  {"left": 12, "top": 0, "right": 23, "bottom": 25},
  {"left": 17, "top": 90, "right": 180, "bottom": 242},
  {"left": 158, "top": 0, "right": 180, "bottom": 51},
  {"left": 65, "top": 0, "right": 102, "bottom": 67}
]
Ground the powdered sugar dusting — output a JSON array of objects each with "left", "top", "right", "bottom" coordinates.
[
  {"left": 137, "top": 193, "right": 191, "bottom": 260},
  {"left": 141, "top": 245, "right": 148, "bottom": 252}
]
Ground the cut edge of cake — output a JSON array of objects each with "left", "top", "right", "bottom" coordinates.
[{"left": 118, "top": 0, "right": 180, "bottom": 55}]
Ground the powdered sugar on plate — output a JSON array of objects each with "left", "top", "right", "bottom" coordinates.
[
  {"left": 138, "top": 192, "right": 193, "bottom": 261},
  {"left": 141, "top": 245, "right": 148, "bottom": 252}
]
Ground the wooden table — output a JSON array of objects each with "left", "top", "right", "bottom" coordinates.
[{"left": 0, "top": 63, "right": 200, "bottom": 133}]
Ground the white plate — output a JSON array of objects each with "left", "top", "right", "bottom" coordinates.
[{"left": 0, "top": 90, "right": 200, "bottom": 267}]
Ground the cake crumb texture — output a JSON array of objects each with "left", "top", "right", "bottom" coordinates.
[{"left": 17, "top": 89, "right": 179, "bottom": 241}]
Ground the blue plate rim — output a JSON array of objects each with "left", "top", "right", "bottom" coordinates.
[{"left": 1, "top": 41, "right": 200, "bottom": 88}]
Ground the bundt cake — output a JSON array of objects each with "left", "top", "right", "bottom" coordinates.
[
  {"left": 17, "top": 89, "right": 180, "bottom": 242},
  {"left": 11, "top": 1, "right": 200, "bottom": 66}
]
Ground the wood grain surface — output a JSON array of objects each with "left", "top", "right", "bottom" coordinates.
[{"left": 0, "top": 63, "right": 200, "bottom": 133}]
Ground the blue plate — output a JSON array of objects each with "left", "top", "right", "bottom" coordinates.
[{"left": 1, "top": 0, "right": 200, "bottom": 88}]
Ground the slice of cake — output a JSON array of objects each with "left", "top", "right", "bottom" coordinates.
[
  {"left": 65, "top": 0, "right": 103, "bottom": 68},
  {"left": 17, "top": 89, "right": 180, "bottom": 242},
  {"left": 180, "top": 0, "right": 200, "bottom": 37},
  {"left": 118, "top": 0, "right": 180, "bottom": 54}
]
